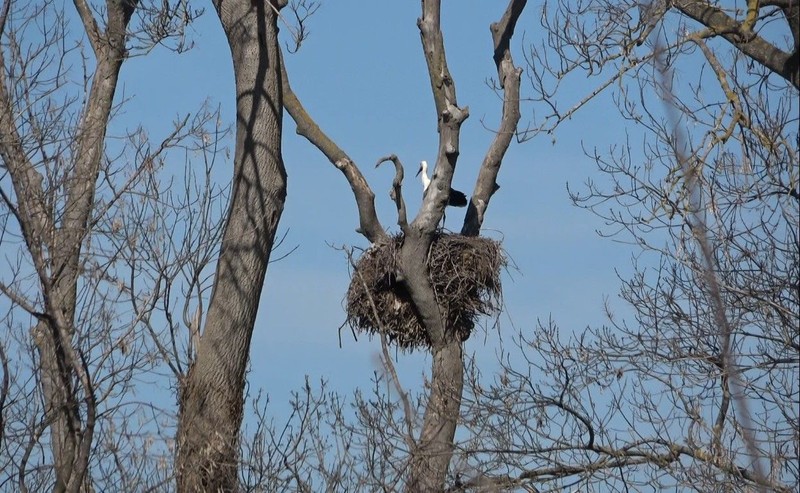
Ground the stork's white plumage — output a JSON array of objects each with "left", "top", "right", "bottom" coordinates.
[
  {"left": 416, "top": 160, "right": 467, "bottom": 207},
  {"left": 418, "top": 160, "right": 432, "bottom": 191}
]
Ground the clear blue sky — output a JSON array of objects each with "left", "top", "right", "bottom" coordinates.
[{"left": 117, "top": 1, "right": 638, "bottom": 416}]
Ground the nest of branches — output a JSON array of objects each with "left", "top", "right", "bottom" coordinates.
[{"left": 346, "top": 233, "right": 505, "bottom": 350}]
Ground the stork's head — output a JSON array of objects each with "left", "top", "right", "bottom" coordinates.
[{"left": 416, "top": 160, "right": 427, "bottom": 177}]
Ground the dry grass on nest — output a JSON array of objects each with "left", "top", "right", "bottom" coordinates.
[{"left": 345, "top": 233, "right": 505, "bottom": 350}]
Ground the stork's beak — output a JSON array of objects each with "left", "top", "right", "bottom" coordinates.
[{"left": 416, "top": 167, "right": 422, "bottom": 177}]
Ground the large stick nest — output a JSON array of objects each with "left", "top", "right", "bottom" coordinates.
[{"left": 346, "top": 233, "right": 505, "bottom": 350}]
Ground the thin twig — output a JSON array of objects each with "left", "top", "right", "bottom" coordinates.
[{"left": 652, "top": 36, "right": 768, "bottom": 493}]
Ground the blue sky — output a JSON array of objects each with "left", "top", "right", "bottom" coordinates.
[{"left": 116, "top": 1, "right": 638, "bottom": 416}]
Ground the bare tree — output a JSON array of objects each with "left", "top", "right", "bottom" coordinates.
[
  {"left": 441, "top": 1, "right": 798, "bottom": 491},
  {"left": 238, "top": 1, "right": 796, "bottom": 492},
  {"left": 278, "top": 1, "right": 527, "bottom": 491},
  {"left": 0, "top": 1, "right": 300, "bottom": 491},
  {"left": 0, "top": 1, "right": 204, "bottom": 491},
  {"left": 174, "top": 0, "right": 289, "bottom": 490},
  {"left": 7, "top": 1, "right": 791, "bottom": 492}
]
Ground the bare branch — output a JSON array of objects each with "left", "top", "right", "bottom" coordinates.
[
  {"left": 673, "top": 0, "right": 799, "bottom": 88},
  {"left": 0, "top": 341, "right": 8, "bottom": 451},
  {"left": 414, "top": 0, "right": 469, "bottom": 234},
  {"left": 375, "top": 154, "right": 409, "bottom": 233},
  {"left": 72, "top": 0, "right": 102, "bottom": 53},
  {"left": 0, "top": 0, "right": 10, "bottom": 40},
  {"left": 280, "top": 51, "right": 386, "bottom": 243},
  {"left": 462, "top": 0, "right": 526, "bottom": 236},
  {"left": 653, "top": 36, "right": 769, "bottom": 491}
]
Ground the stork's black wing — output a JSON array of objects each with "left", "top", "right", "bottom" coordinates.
[{"left": 448, "top": 189, "right": 468, "bottom": 207}]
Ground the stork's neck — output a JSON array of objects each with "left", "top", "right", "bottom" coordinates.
[{"left": 420, "top": 160, "right": 431, "bottom": 191}]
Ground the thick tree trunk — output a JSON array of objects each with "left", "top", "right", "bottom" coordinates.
[
  {"left": 407, "top": 340, "right": 464, "bottom": 492},
  {"left": 398, "top": 224, "right": 465, "bottom": 492},
  {"left": 175, "top": 1, "right": 286, "bottom": 491},
  {"left": 32, "top": 320, "right": 83, "bottom": 493}
]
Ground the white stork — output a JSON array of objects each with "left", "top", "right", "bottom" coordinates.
[{"left": 416, "top": 160, "right": 468, "bottom": 207}]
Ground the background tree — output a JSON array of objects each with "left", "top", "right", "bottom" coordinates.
[
  {"left": 173, "top": 0, "right": 288, "bottom": 491},
  {"left": 0, "top": 0, "right": 205, "bottom": 491},
  {"left": 442, "top": 0, "right": 798, "bottom": 491}
]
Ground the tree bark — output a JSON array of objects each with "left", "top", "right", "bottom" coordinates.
[
  {"left": 406, "top": 340, "right": 464, "bottom": 492},
  {"left": 401, "top": 3, "right": 470, "bottom": 490},
  {"left": 462, "top": 0, "right": 525, "bottom": 237},
  {"left": 175, "top": 0, "right": 286, "bottom": 491}
]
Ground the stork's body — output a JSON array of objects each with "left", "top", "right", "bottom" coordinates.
[
  {"left": 417, "top": 160, "right": 468, "bottom": 207},
  {"left": 417, "top": 160, "right": 467, "bottom": 230}
]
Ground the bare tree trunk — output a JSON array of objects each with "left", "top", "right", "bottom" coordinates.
[
  {"left": 407, "top": 341, "right": 464, "bottom": 492},
  {"left": 399, "top": 226, "right": 466, "bottom": 492},
  {"left": 32, "top": 323, "right": 84, "bottom": 493},
  {"left": 278, "top": 1, "right": 526, "bottom": 489},
  {"left": 0, "top": 1, "right": 135, "bottom": 489},
  {"left": 175, "top": 0, "right": 286, "bottom": 491},
  {"left": 41, "top": 48, "right": 130, "bottom": 493},
  {"left": 398, "top": 225, "right": 466, "bottom": 493},
  {"left": 399, "top": 2, "right": 469, "bottom": 490}
]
